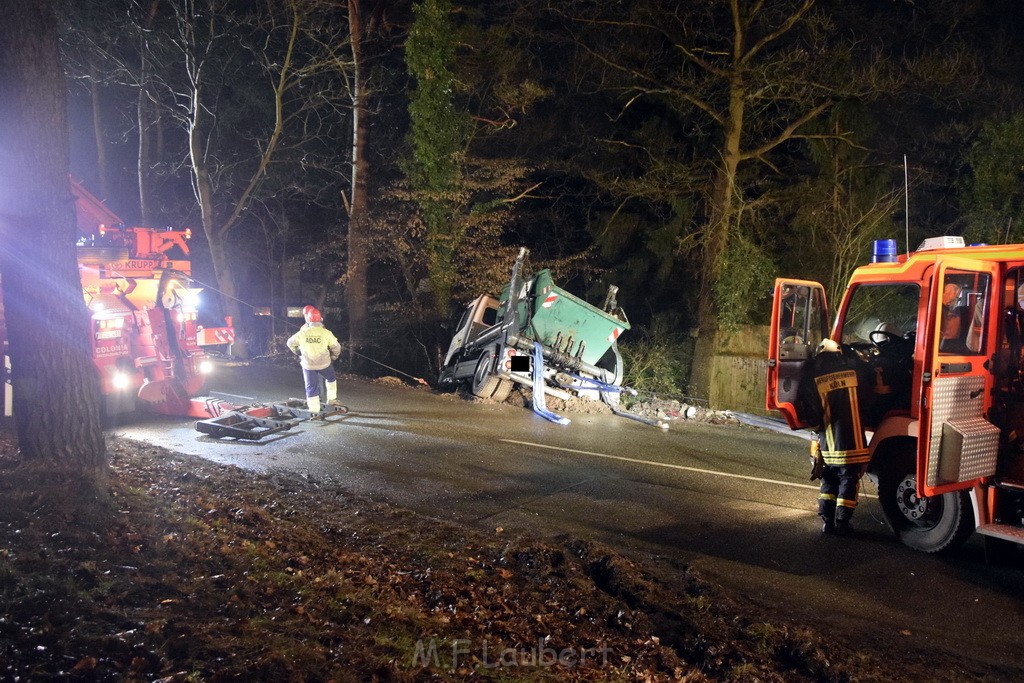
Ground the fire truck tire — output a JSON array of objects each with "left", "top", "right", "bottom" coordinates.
[
  {"left": 471, "top": 349, "right": 504, "bottom": 399},
  {"left": 877, "top": 451, "right": 975, "bottom": 553}
]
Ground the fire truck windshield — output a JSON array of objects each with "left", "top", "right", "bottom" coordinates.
[{"left": 841, "top": 283, "right": 920, "bottom": 345}]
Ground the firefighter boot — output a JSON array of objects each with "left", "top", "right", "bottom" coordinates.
[
  {"left": 324, "top": 380, "right": 348, "bottom": 413},
  {"left": 818, "top": 497, "right": 837, "bottom": 534},
  {"left": 307, "top": 396, "right": 321, "bottom": 414},
  {"left": 834, "top": 508, "right": 855, "bottom": 537}
]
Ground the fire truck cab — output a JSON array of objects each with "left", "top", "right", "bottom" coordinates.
[{"left": 768, "top": 236, "right": 1024, "bottom": 555}]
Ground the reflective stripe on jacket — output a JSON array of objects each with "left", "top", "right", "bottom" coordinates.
[
  {"left": 813, "top": 368, "right": 870, "bottom": 465},
  {"left": 286, "top": 323, "right": 341, "bottom": 370},
  {"left": 798, "top": 349, "right": 873, "bottom": 466}
]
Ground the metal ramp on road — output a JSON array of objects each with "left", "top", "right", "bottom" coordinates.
[{"left": 194, "top": 398, "right": 348, "bottom": 439}]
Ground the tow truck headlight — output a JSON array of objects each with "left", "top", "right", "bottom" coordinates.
[
  {"left": 199, "top": 360, "right": 214, "bottom": 375},
  {"left": 183, "top": 288, "right": 201, "bottom": 312},
  {"left": 111, "top": 371, "right": 130, "bottom": 390}
]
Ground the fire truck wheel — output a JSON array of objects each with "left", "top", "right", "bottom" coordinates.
[
  {"left": 471, "top": 349, "right": 504, "bottom": 399},
  {"left": 877, "top": 452, "right": 975, "bottom": 553}
]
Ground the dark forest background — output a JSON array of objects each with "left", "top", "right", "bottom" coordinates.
[{"left": 57, "top": 0, "right": 1024, "bottom": 397}]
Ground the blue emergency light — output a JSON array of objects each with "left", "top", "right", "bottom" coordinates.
[{"left": 872, "top": 239, "right": 898, "bottom": 263}]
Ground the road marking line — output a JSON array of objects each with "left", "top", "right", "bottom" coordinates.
[{"left": 500, "top": 438, "right": 877, "bottom": 498}]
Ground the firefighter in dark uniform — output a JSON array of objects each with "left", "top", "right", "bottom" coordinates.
[{"left": 799, "top": 338, "right": 875, "bottom": 535}]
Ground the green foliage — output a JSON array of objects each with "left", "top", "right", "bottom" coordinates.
[
  {"left": 782, "top": 104, "right": 902, "bottom": 305},
  {"left": 589, "top": 197, "right": 692, "bottom": 297},
  {"left": 619, "top": 316, "right": 693, "bottom": 399},
  {"left": 713, "top": 234, "right": 776, "bottom": 331},
  {"left": 961, "top": 113, "right": 1024, "bottom": 244},
  {"left": 404, "top": 0, "right": 469, "bottom": 313}
]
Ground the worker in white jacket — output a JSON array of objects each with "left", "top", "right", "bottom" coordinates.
[{"left": 286, "top": 306, "right": 344, "bottom": 413}]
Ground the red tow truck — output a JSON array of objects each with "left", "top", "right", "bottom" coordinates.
[
  {"left": 2, "top": 180, "right": 329, "bottom": 438},
  {"left": 72, "top": 178, "right": 233, "bottom": 417}
]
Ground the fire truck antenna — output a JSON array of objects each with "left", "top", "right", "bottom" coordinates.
[{"left": 903, "top": 154, "right": 910, "bottom": 254}]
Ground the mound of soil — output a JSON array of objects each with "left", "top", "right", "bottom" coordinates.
[{"left": 507, "top": 387, "right": 616, "bottom": 415}]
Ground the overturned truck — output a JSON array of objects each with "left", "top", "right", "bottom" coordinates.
[{"left": 439, "top": 249, "right": 659, "bottom": 426}]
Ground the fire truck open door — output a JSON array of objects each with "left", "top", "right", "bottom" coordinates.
[
  {"left": 767, "top": 278, "right": 829, "bottom": 429},
  {"left": 918, "top": 258, "right": 1001, "bottom": 497}
]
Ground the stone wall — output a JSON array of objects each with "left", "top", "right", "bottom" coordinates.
[{"left": 697, "top": 325, "right": 772, "bottom": 416}]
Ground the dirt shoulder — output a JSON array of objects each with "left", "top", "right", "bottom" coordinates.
[{"left": 0, "top": 423, "right": 1003, "bottom": 682}]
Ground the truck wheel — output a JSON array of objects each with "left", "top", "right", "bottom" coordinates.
[
  {"left": 438, "top": 366, "right": 456, "bottom": 388},
  {"left": 471, "top": 350, "right": 507, "bottom": 400},
  {"left": 490, "top": 379, "right": 513, "bottom": 402},
  {"left": 877, "top": 450, "right": 974, "bottom": 553}
]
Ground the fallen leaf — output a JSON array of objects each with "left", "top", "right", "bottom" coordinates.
[{"left": 71, "top": 656, "right": 97, "bottom": 673}]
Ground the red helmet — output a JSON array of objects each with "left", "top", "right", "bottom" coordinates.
[{"left": 303, "top": 306, "right": 322, "bottom": 324}]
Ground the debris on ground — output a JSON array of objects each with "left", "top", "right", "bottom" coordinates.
[
  {"left": 449, "top": 380, "right": 739, "bottom": 426},
  {"left": 624, "top": 398, "right": 739, "bottom": 425},
  {"left": 372, "top": 375, "right": 411, "bottom": 387}
]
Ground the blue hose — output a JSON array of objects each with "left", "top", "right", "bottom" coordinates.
[
  {"left": 553, "top": 372, "right": 625, "bottom": 393},
  {"left": 531, "top": 342, "right": 570, "bottom": 425}
]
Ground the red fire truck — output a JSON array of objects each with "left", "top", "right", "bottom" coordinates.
[{"left": 768, "top": 236, "right": 1024, "bottom": 556}]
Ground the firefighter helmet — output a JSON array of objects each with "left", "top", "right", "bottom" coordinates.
[
  {"left": 304, "top": 306, "right": 322, "bottom": 324},
  {"left": 817, "top": 338, "right": 840, "bottom": 354}
]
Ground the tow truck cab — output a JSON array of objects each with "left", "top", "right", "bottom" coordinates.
[{"left": 768, "top": 237, "right": 1024, "bottom": 554}]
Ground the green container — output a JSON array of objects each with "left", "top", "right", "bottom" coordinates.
[{"left": 502, "top": 269, "right": 630, "bottom": 366}]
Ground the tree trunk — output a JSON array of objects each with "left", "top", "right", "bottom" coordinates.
[
  {"left": 691, "top": 76, "right": 744, "bottom": 402},
  {"left": 88, "top": 58, "right": 111, "bottom": 201},
  {"left": 698, "top": 76, "right": 745, "bottom": 336},
  {"left": 188, "top": 112, "right": 250, "bottom": 358},
  {"left": 346, "top": 0, "right": 369, "bottom": 369},
  {"left": 205, "top": 233, "right": 247, "bottom": 357},
  {"left": 137, "top": 0, "right": 160, "bottom": 225},
  {"left": 137, "top": 82, "right": 153, "bottom": 224},
  {"left": 0, "top": 0, "right": 105, "bottom": 471},
  {"left": 185, "top": 39, "right": 252, "bottom": 357}
]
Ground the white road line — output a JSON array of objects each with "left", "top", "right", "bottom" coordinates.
[{"left": 500, "top": 438, "right": 877, "bottom": 498}]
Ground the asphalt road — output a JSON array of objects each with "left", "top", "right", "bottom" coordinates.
[{"left": 112, "top": 360, "right": 1024, "bottom": 677}]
